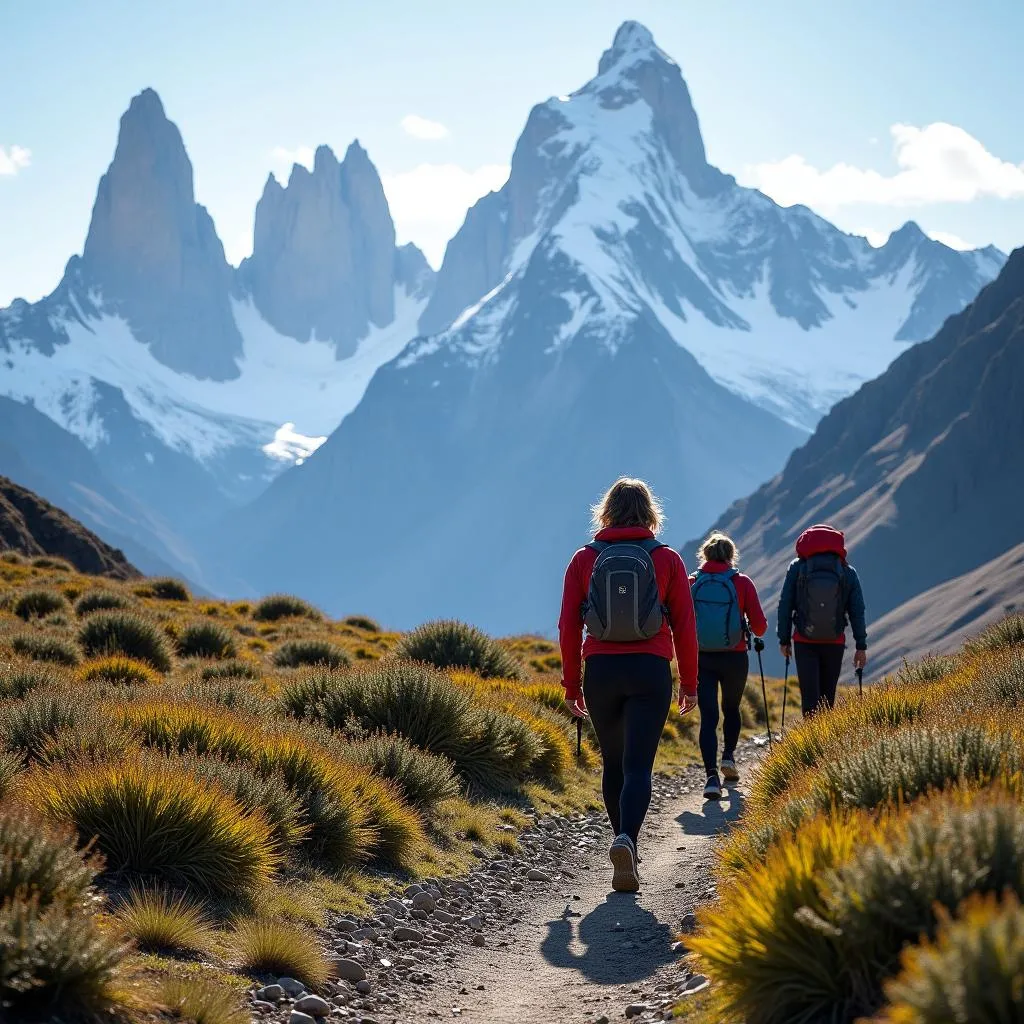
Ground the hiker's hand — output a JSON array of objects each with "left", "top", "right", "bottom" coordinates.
[
  {"left": 753, "top": 636, "right": 765, "bottom": 653},
  {"left": 853, "top": 649, "right": 867, "bottom": 670},
  {"left": 779, "top": 643, "right": 792, "bottom": 660},
  {"left": 679, "top": 693, "right": 698, "bottom": 716},
  {"left": 568, "top": 698, "right": 589, "bottom": 719}
]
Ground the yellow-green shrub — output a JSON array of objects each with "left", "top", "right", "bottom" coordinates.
[
  {"left": 78, "top": 656, "right": 159, "bottom": 687},
  {"left": 115, "top": 885, "right": 215, "bottom": 954},
  {"left": 230, "top": 917, "right": 332, "bottom": 987}
]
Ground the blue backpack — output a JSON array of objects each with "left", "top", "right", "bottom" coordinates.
[{"left": 691, "top": 569, "right": 744, "bottom": 651}]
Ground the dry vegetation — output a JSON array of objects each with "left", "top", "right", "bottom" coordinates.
[
  {"left": 678, "top": 612, "right": 1024, "bottom": 1024},
  {"left": 0, "top": 553, "right": 705, "bottom": 1022}
]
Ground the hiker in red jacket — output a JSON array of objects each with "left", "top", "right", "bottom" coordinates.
[
  {"left": 777, "top": 524, "right": 868, "bottom": 715},
  {"left": 689, "top": 532, "right": 768, "bottom": 801},
  {"left": 559, "top": 477, "right": 698, "bottom": 893}
]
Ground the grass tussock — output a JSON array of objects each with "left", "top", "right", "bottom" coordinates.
[
  {"left": 115, "top": 885, "right": 216, "bottom": 954},
  {"left": 10, "top": 631, "right": 81, "bottom": 665},
  {"left": 13, "top": 587, "right": 70, "bottom": 621},
  {"left": 273, "top": 637, "right": 350, "bottom": 669},
  {"left": 689, "top": 611, "right": 1024, "bottom": 1024},
  {"left": 176, "top": 620, "right": 239, "bottom": 660},
  {"left": 397, "top": 619, "right": 526, "bottom": 679},
  {"left": 78, "top": 655, "right": 160, "bottom": 687},
  {"left": 252, "top": 593, "right": 322, "bottom": 622},
  {"left": 963, "top": 612, "right": 1024, "bottom": 656},
  {"left": 74, "top": 589, "right": 133, "bottom": 616},
  {"left": 145, "top": 577, "right": 191, "bottom": 602},
  {"left": 157, "top": 975, "right": 249, "bottom": 1024},
  {"left": 348, "top": 732, "right": 462, "bottom": 809},
  {"left": 78, "top": 610, "right": 173, "bottom": 672},
  {"left": 230, "top": 917, "right": 332, "bottom": 988}
]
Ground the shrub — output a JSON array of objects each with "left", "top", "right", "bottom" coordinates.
[
  {"left": 964, "top": 612, "right": 1024, "bottom": 655},
  {"left": 343, "top": 615, "right": 380, "bottom": 632},
  {"left": 115, "top": 886, "right": 215, "bottom": 954},
  {"left": 0, "top": 749, "right": 22, "bottom": 800},
  {"left": 0, "top": 894, "right": 125, "bottom": 1015},
  {"left": 11, "top": 632, "right": 81, "bottom": 666},
  {"left": 181, "top": 678, "right": 267, "bottom": 716},
  {"left": 0, "top": 690, "right": 90, "bottom": 761},
  {"left": 278, "top": 666, "right": 349, "bottom": 718},
  {"left": 0, "top": 808, "right": 98, "bottom": 906},
  {"left": 690, "top": 813, "right": 870, "bottom": 1024},
  {"left": 352, "top": 774, "right": 427, "bottom": 868},
  {"left": 78, "top": 611, "right": 173, "bottom": 671},
  {"left": 176, "top": 620, "right": 238, "bottom": 660},
  {"left": 454, "top": 707, "right": 539, "bottom": 792},
  {"left": 397, "top": 619, "right": 525, "bottom": 679},
  {"left": 78, "top": 655, "right": 159, "bottom": 687},
  {"left": 895, "top": 653, "right": 960, "bottom": 686},
  {"left": 199, "top": 659, "right": 261, "bottom": 681},
  {"left": 147, "top": 577, "right": 191, "bottom": 601},
  {"left": 230, "top": 917, "right": 332, "bottom": 988},
  {"left": 28, "top": 760, "right": 280, "bottom": 897},
  {"left": 348, "top": 733, "right": 461, "bottom": 809},
  {"left": 124, "top": 703, "right": 256, "bottom": 761},
  {"left": 158, "top": 976, "right": 248, "bottom": 1024},
  {"left": 252, "top": 594, "right": 322, "bottom": 622},
  {"left": 181, "top": 755, "right": 310, "bottom": 853},
  {"left": 881, "top": 894, "right": 1024, "bottom": 1024},
  {"left": 74, "top": 590, "right": 132, "bottom": 616},
  {"left": 0, "top": 550, "right": 25, "bottom": 564},
  {"left": 273, "top": 638, "right": 350, "bottom": 669},
  {"left": 980, "top": 649, "right": 1024, "bottom": 706},
  {"left": 0, "top": 661, "right": 66, "bottom": 699},
  {"left": 827, "top": 796, "right": 1024, "bottom": 1017},
  {"left": 29, "top": 556, "right": 74, "bottom": 572},
  {"left": 13, "top": 588, "right": 69, "bottom": 621}
]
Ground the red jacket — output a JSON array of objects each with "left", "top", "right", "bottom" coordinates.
[
  {"left": 558, "top": 527, "right": 699, "bottom": 701},
  {"left": 688, "top": 561, "right": 768, "bottom": 652}
]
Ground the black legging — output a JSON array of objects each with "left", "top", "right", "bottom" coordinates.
[
  {"left": 697, "top": 651, "right": 748, "bottom": 775},
  {"left": 795, "top": 642, "right": 846, "bottom": 715},
  {"left": 583, "top": 653, "right": 673, "bottom": 850}
]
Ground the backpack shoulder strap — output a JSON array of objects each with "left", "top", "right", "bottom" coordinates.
[
  {"left": 637, "top": 538, "right": 666, "bottom": 554},
  {"left": 586, "top": 541, "right": 609, "bottom": 554}
]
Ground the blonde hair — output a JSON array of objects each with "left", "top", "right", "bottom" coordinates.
[
  {"left": 699, "top": 531, "right": 738, "bottom": 567},
  {"left": 591, "top": 478, "right": 664, "bottom": 534}
]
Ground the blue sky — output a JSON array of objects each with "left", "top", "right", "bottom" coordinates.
[{"left": 3, "top": 0, "right": 1024, "bottom": 305}]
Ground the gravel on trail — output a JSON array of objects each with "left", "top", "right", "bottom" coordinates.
[{"left": 247, "top": 744, "right": 758, "bottom": 1024}]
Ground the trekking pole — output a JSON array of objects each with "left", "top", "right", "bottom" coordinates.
[
  {"left": 754, "top": 637, "right": 772, "bottom": 752},
  {"left": 781, "top": 655, "right": 791, "bottom": 738},
  {"left": 856, "top": 667, "right": 864, "bottom": 698}
]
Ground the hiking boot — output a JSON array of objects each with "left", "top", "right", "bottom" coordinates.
[
  {"left": 609, "top": 833, "right": 640, "bottom": 893},
  {"left": 720, "top": 758, "right": 740, "bottom": 783},
  {"left": 703, "top": 773, "right": 723, "bottom": 801}
]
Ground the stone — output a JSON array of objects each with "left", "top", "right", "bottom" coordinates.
[
  {"left": 384, "top": 898, "right": 408, "bottom": 917},
  {"left": 356, "top": 979, "right": 373, "bottom": 995},
  {"left": 251, "top": 1002, "right": 275, "bottom": 1014},
  {"left": 288, "top": 1013, "right": 316, "bottom": 1024},
  {"left": 278, "top": 977, "right": 306, "bottom": 997},
  {"left": 393, "top": 926, "right": 424, "bottom": 943},
  {"left": 433, "top": 909, "right": 455, "bottom": 924},
  {"left": 461, "top": 915, "right": 483, "bottom": 930},
  {"left": 680, "top": 913, "right": 698, "bottom": 933},
  {"left": 257, "top": 984, "right": 285, "bottom": 1002},
  {"left": 625, "top": 1004, "right": 651, "bottom": 1018},
  {"left": 672, "top": 940, "right": 688, "bottom": 955},
  {"left": 332, "top": 958, "right": 367, "bottom": 983},
  {"left": 294, "top": 995, "right": 331, "bottom": 1017},
  {"left": 352, "top": 926, "right": 378, "bottom": 941},
  {"left": 527, "top": 869, "right": 552, "bottom": 882},
  {"left": 412, "top": 891, "right": 436, "bottom": 913},
  {"left": 683, "top": 974, "right": 710, "bottom": 994},
  {"left": 335, "top": 918, "right": 358, "bottom": 932},
  {"left": 472, "top": 933, "right": 486, "bottom": 947}
]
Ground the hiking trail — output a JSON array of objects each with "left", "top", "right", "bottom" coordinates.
[{"left": 394, "top": 765, "right": 746, "bottom": 1024}]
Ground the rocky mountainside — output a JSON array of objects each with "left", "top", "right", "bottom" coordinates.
[
  {"left": 690, "top": 245, "right": 1024, "bottom": 672},
  {"left": 0, "top": 88, "right": 433, "bottom": 568},
  {"left": 419, "top": 23, "right": 1004, "bottom": 431},
  {"left": 0, "top": 476, "right": 140, "bottom": 579}
]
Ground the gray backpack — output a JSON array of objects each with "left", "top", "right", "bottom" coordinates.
[
  {"left": 582, "top": 538, "right": 666, "bottom": 642},
  {"left": 795, "top": 553, "right": 849, "bottom": 640}
]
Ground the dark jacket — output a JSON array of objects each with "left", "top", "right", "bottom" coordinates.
[{"left": 776, "top": 525, "right": 867, "bottom": 649}]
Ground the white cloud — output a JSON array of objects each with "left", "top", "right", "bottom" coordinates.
[
  {"left": 859, "top": 229, "right": 888, "bottom": 248},
  {"left": 270, "top": 145, "right": 315, "bottom": 172},
  {"left": 383, "top": 162, "right": 510, "bottom": 267},
  {"left": 0, "top": 145, "right": 31, "bottom": 176},
  {"left": 926, "top": 230, "right": 975, "bottom": 251},
  {"left": 745, "top": 123, "right": 1024, "bottom": 209},
  {"left": 400, "top": 115, "right": 450, "bottom": 141}
]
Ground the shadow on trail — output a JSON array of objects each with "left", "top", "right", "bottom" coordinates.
[
  {"left": 539, "top": 893, "right": 674, "bottom": 984},
  {"left": 676, "top": 786, "right": 746, "bottom": 838}
]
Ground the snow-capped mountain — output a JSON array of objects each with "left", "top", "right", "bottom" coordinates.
[
  {"left": 209, "top": 21, "right": 1006, "bottom": 630},
  {"left": 0, "top": 88, "right": 433, "bottom": 565},
  {"left": 421, "top": 22, "right": 1004, "bottom": 430}
]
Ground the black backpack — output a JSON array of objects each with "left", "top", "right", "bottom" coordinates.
[
  {"left": 582, "top": 538, "right": 666, "bottom": 642},
  {"left": 794, "top": 553, "right": 849, "bottom": 641}
]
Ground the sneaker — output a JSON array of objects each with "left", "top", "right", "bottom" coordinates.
[
  {"left": 703, "top": 773, "right": 723, "bottom": 801},
  {"left": 720, "top": 758, "right": 740, "bottom": 783},
  {"left": 609, "top": 833, "right": 640, "bottom": 893}
]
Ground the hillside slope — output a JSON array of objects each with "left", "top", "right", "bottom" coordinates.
[
  {"left": 690, "top": 246, "right": 1024, "bottom": 671},
  {"left": 0, "top": 476, "right": 139, "bottom": 578}
]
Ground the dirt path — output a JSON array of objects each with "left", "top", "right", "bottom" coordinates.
[{"left": 399, "top": 769, "right": 746, "bottom": 1024}]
